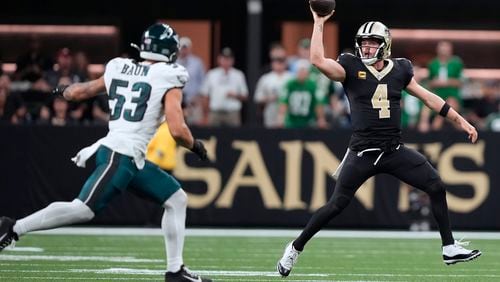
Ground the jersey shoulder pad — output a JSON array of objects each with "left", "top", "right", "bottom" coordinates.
[
  {"left": 104, "top": 57, "right": 133, "bottom": 74},
  {"left": 106, "top": 57, "right": 131, "bottom": 68},
  {"left": 393, "top": 58, "right": 414, "bottom": 86},
  {"left": 337, "top": 53, "right": 360, "bottom": 72},
  {"left": 394, "top": 57, "right": 413, "bottom": 68},
  {"left": 153, "top": 63, "right": 189, "bottom": 89},
  {"left": 337, "top": 53, "right": 357, "bottom": 63}
]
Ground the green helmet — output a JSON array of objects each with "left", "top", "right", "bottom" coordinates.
[{"left": 139, "top": 23, "right": 179, "bottom": 63}]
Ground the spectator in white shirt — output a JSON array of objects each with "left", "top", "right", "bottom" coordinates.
[
  {"left": 177, "top": 37, "right": 206, "bottom": 125},
  {"left": 200, "top": 47, "right": 248, "bottom": 127},
  {"left": 254, "top": 43, "right": 292, "bottom": 128}
]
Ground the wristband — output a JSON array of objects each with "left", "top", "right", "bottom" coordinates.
[{"left": 439, "top": 103, "right": 450, "bottom": 117}]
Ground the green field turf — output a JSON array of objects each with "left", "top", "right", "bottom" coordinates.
[{"left": 0, "top": 233, "right": 498, "bottom": 281}]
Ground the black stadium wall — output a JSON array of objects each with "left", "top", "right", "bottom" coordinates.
[{"left": 1, "top": 125, "right": 499, "bottom": 230}]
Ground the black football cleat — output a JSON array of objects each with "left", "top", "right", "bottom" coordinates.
[
  {"left": 165, "top": 265, "right": 212, "bottom": 282},
  {"left": 443, "top": 240, "right": 482, "bottom": 265},
  {"left": 0, "top": 217, "right": 18, "bottom": 252}
]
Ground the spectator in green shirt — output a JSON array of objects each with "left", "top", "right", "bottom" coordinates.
[
  {"left": 421, "top": 41, "right": 464, "bottom": 131},
  {"left": 278, "top": 59, "right": 327, "bottom": 128}
]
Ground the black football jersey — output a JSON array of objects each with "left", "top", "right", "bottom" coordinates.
[{"left": 338, "top": 53, "right": 414, "bottom": 151}]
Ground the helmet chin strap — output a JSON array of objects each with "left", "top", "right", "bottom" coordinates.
[
  {"left": 362, "top": 58, "right": 378, "bottom": 65},
  {"left": 358, "top": 50, "right": 378, "bottom": 65}
]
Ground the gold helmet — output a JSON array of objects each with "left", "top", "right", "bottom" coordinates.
[{"left": 355, "top": 21, "right": 392, "bottom": 65}]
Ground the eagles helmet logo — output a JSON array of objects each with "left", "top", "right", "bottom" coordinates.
[{"left": 160, "top": 26, "right": 175, "bottom": 39}]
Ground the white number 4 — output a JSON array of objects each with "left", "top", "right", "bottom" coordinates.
[{"left": 371, "top": 84, "right": 390, "bottom": 119}]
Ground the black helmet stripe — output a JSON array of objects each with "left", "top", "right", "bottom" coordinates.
[
  {"left": 361, "top": 22, "right": 376, "bottom": 34},
  {"left": 362, "top": 22, "right": 370, "bottom": 33},
  {"left": 367, "top": 22, "right": 376, "bottom": 33}
]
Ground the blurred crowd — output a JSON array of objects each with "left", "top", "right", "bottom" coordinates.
[
  {"left": 1, "top": 37, "right": 499, "bottom": 131},
  {"left": 0, "top": 37, "right": 109, "bottom": 126}
]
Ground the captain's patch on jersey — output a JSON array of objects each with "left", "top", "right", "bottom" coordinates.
[{"left": 357, "top": 71, "right": 367, "bottom": 79}]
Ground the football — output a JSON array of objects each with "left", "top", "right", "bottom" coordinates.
[{"left": 309, "top": 0, "right": 336, "bottom": 16}]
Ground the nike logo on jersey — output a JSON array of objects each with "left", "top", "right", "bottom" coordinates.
[{"left": 182, "top": 275, "right": 202, "bottom": 282}]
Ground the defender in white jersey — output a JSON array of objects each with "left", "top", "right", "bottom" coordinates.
[{"left": 0, "top": 23, "right": 212, "bottom": 282}]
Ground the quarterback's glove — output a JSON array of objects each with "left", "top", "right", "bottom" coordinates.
[
  {"left": 52, "top": 85, "right": 69, "bottom": 97},
  {"left": 190, "top": 139, "right": 208, "bottom": 161}
]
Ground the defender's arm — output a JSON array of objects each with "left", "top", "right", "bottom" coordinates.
[
  {"left": 164, "top": 88, "right": 194, "bottom": 149},
  {"left": 59, "top": 76, "right": 106, "bottom": 101},
  {"left": 164, "top": 88, "right": 208, "bottom": 160}
]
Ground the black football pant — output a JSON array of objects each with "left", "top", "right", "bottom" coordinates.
[{"left": 293, "top": 145, "right": 454, "bottom": 251}]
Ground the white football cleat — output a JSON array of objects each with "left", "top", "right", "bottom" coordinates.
[
  {"left": 443, "top": 239, "right": 481, "bottom": 265},
  {"left": 277, "top": 241, "right": 301, "bottom": 277}
]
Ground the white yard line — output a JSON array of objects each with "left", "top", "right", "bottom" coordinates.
[
  {"left": 4, "top": 246, "right": 44, "bottom": 252},
  {"left": 71, "top": 268, "right": 327, "bottom": 277},
  {"left": 2, "top": 268, "right": 500, "bottom": 279},
  {"left": 31, "top": 227, "right": 500, "bottom": 240},
  {"left": 1, "top": 277, "right": 155, "bottom": 281},
  {"left": 0, "top": 254, "right": 162, "bottom": 263}
]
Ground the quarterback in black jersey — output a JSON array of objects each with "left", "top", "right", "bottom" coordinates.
[{"left": 277, "top": 9, "right": 481, "bottom": 277}]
